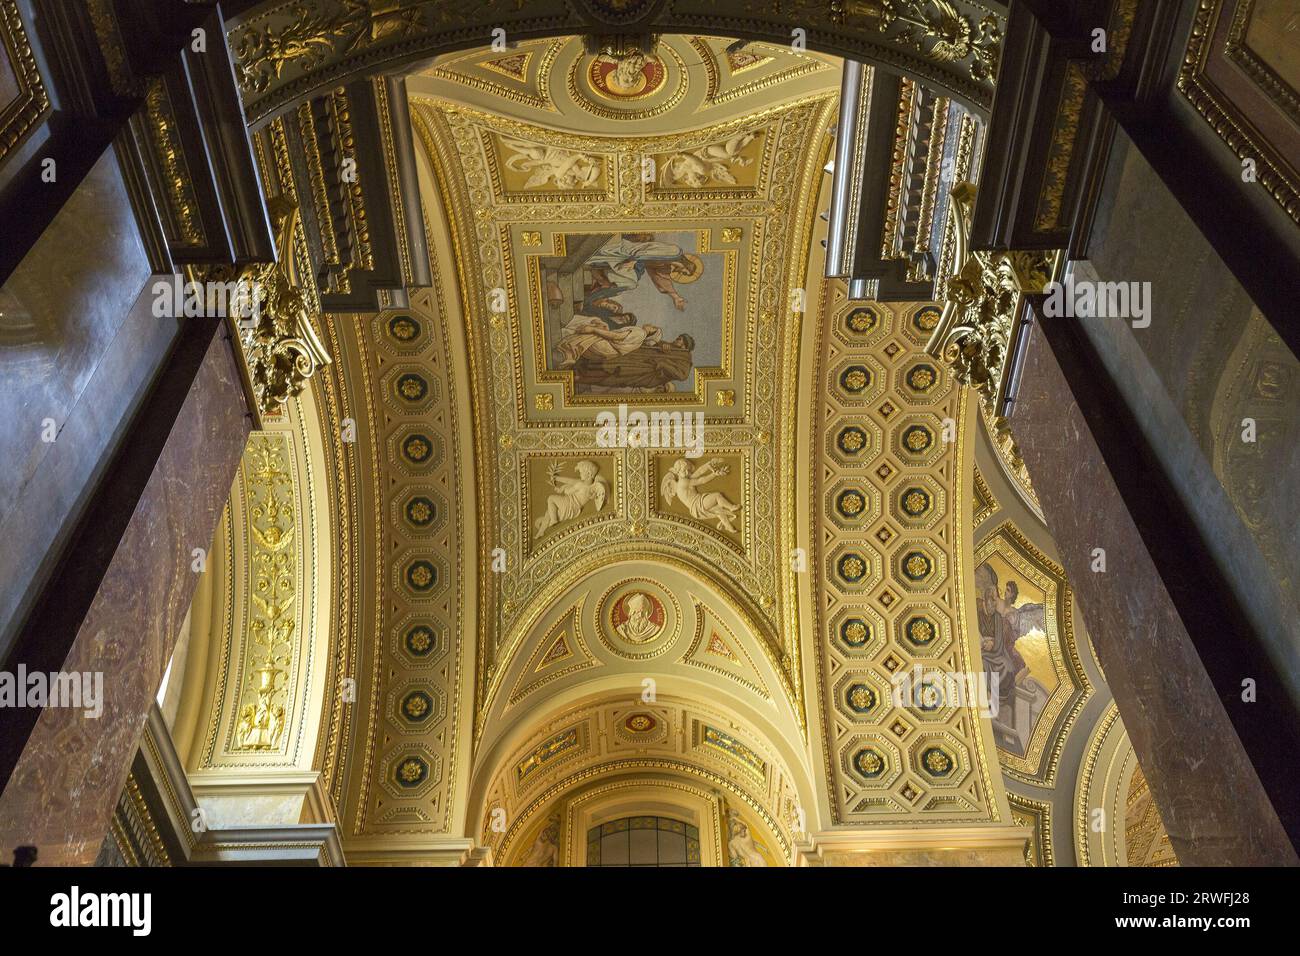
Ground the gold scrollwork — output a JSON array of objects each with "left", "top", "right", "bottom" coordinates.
[
  {"left": 927, "top": 182, "right": 1060, "bottom": 500},
  {"left": 144, "top": 78, "right": 205, "bottom": 247},
  {"left": 236, "top": 198, "right": 333, "bottom": 419},
  {"left": 234, "top": 434, "right": 298, "bottom": 752},
  {"left": 928, "top": 182, "right": 1058, "bottom": 417},
  {"left": 233, "top": 1, "right": 425, "bottom": 95},
  {"left": 835, "top": 0, "right": 1004, "bottom": 86}
]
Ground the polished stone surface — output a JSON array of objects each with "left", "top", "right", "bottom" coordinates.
[
  {"left": 1087, "top": 132, "right": 1300, "bottom": 622},
  {"left": 1012, "top": 321, "right": 1297, "bottom": 866},
  {"left": 0, "top": 148, "right": 160, "bottom": 658},
  {"left": 0, "top": 333, "right": 251, "bottom": 865}
]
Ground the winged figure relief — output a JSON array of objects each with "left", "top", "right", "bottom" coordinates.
[
  {"left": 660, "top": 458, "right": 740, "bottom": 533},
  {"left": 500, "top": 137, "right": 602, "bottom": 190},
  {"left": 534, "top": 460, "right": 609, "bottom": 538},
  {"left": 660, "top": 132, "right": 757, "bottom": 188}
]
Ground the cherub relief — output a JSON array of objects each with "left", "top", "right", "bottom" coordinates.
[
  {"left": 534, "top": 460, "right": 608, "bottom": 538},
  {"left": 726, "top": 807, "right": 769, "bottom": 867},
  {"left": 500, "top": 137, "right": 602, "bottom": 190},
  {"left": 660, "top": 457, "right": 740, "bottom": 533},
  {"left": 660, "top": 132, "right": 757, "bottom": 188}
]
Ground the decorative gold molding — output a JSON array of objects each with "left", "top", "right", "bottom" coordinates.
[
  {"left": 143, "top": 78, "right": 205, "bottom": 247},
  {"left": 228, "top": 2, "right": 1004, "bottom": 121},
  {"left": 1006, "top": 791, "right": 1053, "bottom": 866},
  {"left": 972, "top": 464, "right": 996, "bottom": 528},
  {"left": 107, "top": 772, "right": 173, "bottom": 867},
  {"left": 231, "top": 434, "right": 301, "bottom": 753},
  {"left": 235, "top": 199, "right": 333, "bottom": 419},
  {"left": 1034, "top": 61, "right": 1088, "bottom": 232},
  {"left": 1074, "top": 700, "right": 1120, "bottom": 866},
  {"left": 1226, "top": 0, "right": 1300, "bottom": 127},
  {"left": 86, "top": 0, "right": 138, "bottom": 97},
  {"left": 0, "top": 0, "right": 50, "bottom": 163},
  {"left": 1178, "top": 0, "right": 1300, "bottom": 226}
]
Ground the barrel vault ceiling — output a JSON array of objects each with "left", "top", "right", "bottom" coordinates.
[{"left": 227, "top": 29, "right": 1111, "bottom": 862}]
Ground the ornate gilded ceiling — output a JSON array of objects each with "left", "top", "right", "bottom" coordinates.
[
  {"left": 406, "top": 37, "right": 842, "bottom": 740},
  {"left": 168, "top": 24, "right": 1175, "bottom": 866},
  {"left": 264, "top": 31, "right": 1021, "bottom": 857}
]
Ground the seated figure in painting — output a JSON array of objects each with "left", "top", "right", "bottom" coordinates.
[
  {"left": 553, "top": 316, "right": 657, "bottom": 368},
  {"left": 976, "top": 564, "right": 1050, "bottom": 755},
  {"left": 574, "top": 332, "right": 696, "bottom": 393}
]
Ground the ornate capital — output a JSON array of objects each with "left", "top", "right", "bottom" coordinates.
[
  {"left": 236, "top": 198, "right": 332, "bottom": 420},
  {"left": 926, "top": 181, "right": 1057, "bottom": 418},
  {"left": 928, "top": 182, "right": 1060, "bottom": 502}
]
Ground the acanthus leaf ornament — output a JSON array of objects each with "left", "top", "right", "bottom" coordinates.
[
  {"left": 234, "top": 434, "right": 298, "bottom": 752},
  {"left": 927, "top": 181, "right": 1056, "bottom": 417},
  {"left": 835, "top": 0, "right": 1003, "bottom": 85},
  {"left": 232, "top": 0, "right": 424, "bottom": 95},
  {"left": 927, "top": 181, "right": 1059, "bottom": 498},
  {"left": 238, "top": 197, "right": 333, "bottom": 419}
]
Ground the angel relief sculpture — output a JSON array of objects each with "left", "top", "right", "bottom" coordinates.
[
  {"left": 501, "top": 137, "right": 602, "bottom": 191},
  {"left": 725, "top": 807, "right": 770, "bottom": 867},
  {"left": 660, "top": 132, "right": 757, "bottom": 188},
  {"left": 660, "top": 458, "right": 740, "bottom": 533},
  {"left": 534, "top": 460, "right": 609, "bottom": 539}
]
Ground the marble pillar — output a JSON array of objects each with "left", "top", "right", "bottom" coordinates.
[
  {"left": 0, "top": 330, "right": 251, "bottom": 865},
  {"left": 1011, "top": 321, "right": 1297, "bottom": 866}
]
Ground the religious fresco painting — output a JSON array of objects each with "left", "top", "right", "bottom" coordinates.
[
  {"left": 974, "top": 550, "right": 1056, "bottom": 758},
  {"left": 533, "top": 231, "right": 729, "bottom": 396}
]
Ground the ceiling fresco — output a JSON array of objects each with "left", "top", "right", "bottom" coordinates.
[
  {"left": 307, "top": 34, "right": 1020, "bottom": 852},
  {"left": 170, "top": 27, "right": 1176, "bottom": 865},
  {"left": 406, "top": 37, "right": 844, "bottom": 743}
]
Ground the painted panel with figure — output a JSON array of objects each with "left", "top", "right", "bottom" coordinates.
[
  {"left": 531, "top": 231, "right": 731, "bottom": 397},
  {"left": 973, "top": 523, "right": 1091, "bottom": 781}
]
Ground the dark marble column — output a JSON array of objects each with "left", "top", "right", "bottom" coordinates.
[
  {"left": 0, "top": 331, "right": 250, "bottom": 865},
  {"left": 1011, "top": 321, "right": 1297, "bottom": 866}
]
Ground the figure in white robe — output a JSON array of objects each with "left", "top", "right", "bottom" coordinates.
[
  {"left": 726, "top": 808, "right": 769, "bottom": 867},
  {"left": 660, "top": 458, "right": 740, "bottom": 533},
  {"left": 553, "top": 317, "right": 660, "bottom": 369},
  {"left": 534, "top": 460, "right": 608, "bottom": 538},
  {"left": 581, "top": 234, "right": 701, "bottom": 313}
]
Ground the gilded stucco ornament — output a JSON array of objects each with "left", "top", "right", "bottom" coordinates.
[
  {"left": 239, "top": 199, "right": 333, "bottom": 419},
  {"left": 229, "top": 1, "right": 1004, "bottom": 122},
  {"left": 926, "top": 182, "right": 1058, "bottom": 494},
  {"left": 234, "top": 435, "right": 299, "bottom": 751},
  {"left": 928, "top": 182, "right": 1055, "bottom": 415},
  {"left": 233, "top": 0, "right": 422, "bottom": 95},
  {"left": 834, "top": 0, "right": 1003, "bottom": 85}
]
